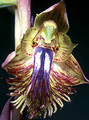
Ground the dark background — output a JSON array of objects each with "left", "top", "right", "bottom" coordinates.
[{"left": 0, "top": 0, "right": 89, "bottom": 120}]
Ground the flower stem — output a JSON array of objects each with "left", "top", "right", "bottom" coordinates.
[{"left": 15, "top": 0, "right": 31, "bottom": 48}]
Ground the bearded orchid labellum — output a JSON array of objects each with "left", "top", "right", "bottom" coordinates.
[{"left": 1, "top": 0, "right": 89, "bottom": 119}]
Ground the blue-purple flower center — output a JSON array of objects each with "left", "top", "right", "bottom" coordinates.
[{"left": 31, "top": 47, "right": 53, "bottom": 104}]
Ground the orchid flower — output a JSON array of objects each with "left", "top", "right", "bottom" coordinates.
[{"left": 0, "top": 0, "right": 89, "bottom": 119}]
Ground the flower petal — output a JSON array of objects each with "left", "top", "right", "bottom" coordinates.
[
  {"left": 52, "top": 54, "right": 89, "bottom": 86},
  {"left": 21, "top": 27, "right": 38, "bottom": 56},
  {"left": 7, "top": 47, "right": 53, "bottom": 119},
  {"left": 2, "top": 51, "right": 15, "bottom": 68},
  {"left": 3, "top": 45, "right": 33, "bottom": 76},
  {"left": 54, "top": 33, "right": 77, "bottom": 62},
  {"left": 34, "top": 0, "right": 69, "bottom": 33}
]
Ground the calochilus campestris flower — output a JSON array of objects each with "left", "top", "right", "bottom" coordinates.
[{"left": 1, "top": 0, "right": 89, "bottom": 119}]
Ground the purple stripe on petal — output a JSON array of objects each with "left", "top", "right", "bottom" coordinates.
[{"left": 31, "top": 47, "right": 53, "bottom": 104}]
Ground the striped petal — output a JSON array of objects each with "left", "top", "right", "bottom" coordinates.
[
  {"left": 3, "top": 45, "right": 33, "bottom": 76},
  {"left": 47, "top": 54, "right": 89, "bottom": 111},
  {"left": 2, "top": 26, "right": 37, "bottom": 69},
  {"left": 21, "top": 27, "right": 38, "bottom": 56},
  {"left": 54, "top": 33, "right": 77, "bottom": 62},
  {"left": 52, "top": 54, "right": 89, "bottom": 86},
  {"left": 34, "top": 0, "right": 69, "bottom": 33},
  {"left": 6, "top": 47, "right": 54, "bottom": 119}
]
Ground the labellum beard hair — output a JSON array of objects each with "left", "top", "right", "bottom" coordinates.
[
  {"left": 2, "top": 20, "right": 89, "bottom": 119},
  {"left": 3, "top": 21, "right": 89, "bottom": 119},
  {"left": 26, "top": 47, "right": 53, "bottom": 118},
  {"left": 6, "top": 46, "right": 76, "bottom": 119}
]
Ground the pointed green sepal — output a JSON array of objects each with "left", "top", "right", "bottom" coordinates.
[{"left": 34, "top": 0, "right": 69, "bottom": 33}]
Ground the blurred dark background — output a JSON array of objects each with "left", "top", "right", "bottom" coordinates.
[{"left": 0, "top": 0, "right": 89, "bottom": 120}]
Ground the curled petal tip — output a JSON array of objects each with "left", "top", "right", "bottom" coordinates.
[{"left": 1, "top": 51, "right": 15, "bottom": 68}]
